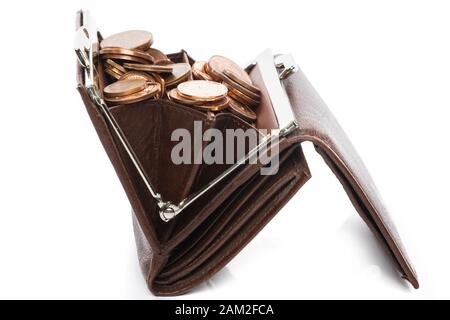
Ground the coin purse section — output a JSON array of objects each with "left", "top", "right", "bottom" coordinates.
[
  {"left": 148, "top": 63, "right": 311, "bottom": 294},
  {"left": 82, "top": 45, "right": 312, "bottom": 294},
  {"left": 98, "top": 51, "right": 293, "bottom": 246}
]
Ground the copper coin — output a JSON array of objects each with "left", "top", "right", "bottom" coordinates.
[
  {"left": 120, "top": 71, "right": 157, "bottom": 82},
  {"left": 100, "top": 30, "right": 153, "bottom": 51},
  {"left": 224, "top": 69, "right": 260, "bottom": 95},
  {"left": 105, "top": 59, "right": 127, "bottom": 74},
  {"left": 100, "top": 54, "right": 151, "bottom": 64},
  {"left": 192, "top": 61, "right": 214, "bottom": 81},
  {"left": 104, "top": 78, "right": 148, "bottom": 98},
  {"left": 155, "top": 59, "right": 174, "bottom": 65},
  {"left": 220, "top": 71, "right": 260, "bottom": 101},
  {"left": 100, "top": 48, "right": 154, "bottom": 63},
  {"left": 151, "top": 73, "right": 166, "bottom": 98},
  {"left": 106, "top": 65, "right": 125, "bottom": 76},
  {"left": 177, "top": 80, "right": 228, "bottom": 102},
  {"left": 228, "top": 98, "right": 257, "bottom": 122},
  {"left": 194, "top": 97, "right": 230, "bottom": 112},
  {"left": 123, "top": 63, "right": 173, "bottom": 73},
  {"left": 168, "top": 88, "right": 202, "bottom": 106},
  {"left": 105, "top": 67, "right": 122, "bottom": 80},
  {"left": 145, "top": 48, "right": 171, "bottom": 64},
  {"left": 163, "top": 63, "right": 192, "bottom": 87},
  {"left": 227, "top": 86, "right": 260, "bottom": 107},
  {"left": 104, "top": 82, "right": 161, "bottom": 105},
  {"left": 207, "top": 55, "right": 252, "bottom": 84}
]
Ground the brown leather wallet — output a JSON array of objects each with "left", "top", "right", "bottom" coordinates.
[{"left": 75, "top": 10, "right": 418, "bottom": 296}]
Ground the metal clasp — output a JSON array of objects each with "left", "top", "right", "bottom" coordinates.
[{"left": 275, "top": 54, "right": 299, "bottom": 80}]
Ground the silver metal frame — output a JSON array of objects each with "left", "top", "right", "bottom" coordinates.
[{"left": 74, "top": 11, "right": 299, "bottom": 222}]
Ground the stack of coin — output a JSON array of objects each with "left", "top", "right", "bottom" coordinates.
[
  {"left": 99, "top": 30, "right": 259, "bottom": 123},
  {"left": 168, "top": 80, "right": 230, "bottom": 112},
  {"left": 190, "top": 56, "right": 259, "bottom": 122},
  {"left": 103, "top": 78, "right": 161, "bottom": 105}
]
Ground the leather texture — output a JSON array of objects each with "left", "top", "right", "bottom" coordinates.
[
  {"left": 75, "top": 10, "right": 418, "bottom": 295},
  {"left": 281, "top": 67, "right": 419, "bottom": 289}
]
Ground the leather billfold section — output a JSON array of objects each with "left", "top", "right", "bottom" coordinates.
[{"left": 75, "top": 10, "right": 418, "bottom": 295}]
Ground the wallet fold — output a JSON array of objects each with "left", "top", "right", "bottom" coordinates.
[{"left": 281, "top": 67, "right": 419, "bottom": 289}]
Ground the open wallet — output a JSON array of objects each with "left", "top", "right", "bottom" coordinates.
[{"left": 74, "top": 10, "right": 418, "bottom": 296}]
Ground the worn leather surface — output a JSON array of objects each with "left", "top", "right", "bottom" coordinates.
[
  {"left": 281, "top": 67, "right": 419, "bottom": 289},
  {"left": 75, "top": 10, "right": 417, "bottom": 295}
]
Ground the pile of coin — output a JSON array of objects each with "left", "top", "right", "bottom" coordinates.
[
  {"left": 99, "top": 30, "right": 260, "bottom": 123},
  {"left": 190, "top": 56, "right": 261, "bottom": 122},
  {"left": 168, "top": 80, "right": 230, "bottom": 112}
]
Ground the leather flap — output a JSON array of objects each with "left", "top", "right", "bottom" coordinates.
[{"left": 284, "top": 67, "right": 419, "bottom": 289}]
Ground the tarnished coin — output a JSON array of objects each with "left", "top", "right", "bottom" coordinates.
[
  {"left": 107, "top": 65, "right": 126, "bottom": 77},
  {"left": 145, "top": 48, "right": 172, "bottom": 65},
  {"left": 163, "top": 63, "right": 192, "bottom": 87},
  {"left": 192, "top": 61, "right": 214, "bottom": 81},
  {"left": 120, "top": 71, "right": 157, "bottom": 82},
  {"left": 100, "top": 48, "right": 154, "bottom": 63},
  {"left": 177, "top": 80, "right": 228, "bottom": 102},
  {"left": 104, "top": 78, "right": 148, "bottom": 98},
  {"left": 207, "top": 55, "right": 252, "bottom": 84},
  {"left": 123, "top": 63, "right": 173, "bottom": 73},
  {"left": 100, "top": 30, "right": 153, "bottom": 51},
  {"left": 105, "top": 67, "right": 123, "bottom": 80},
  {"left": 194, "top": 97, "right": 230, "bottom": 112},
  {"left": 220, "top": 71, "right": 260, "bottom": 101},
  {"left": 227, "top": 86, "right": 260, "bottom": 107},
  {"left": 105, "top": 59, "right": 127, "bottom": 74},
  {"left": 101, "top": 54, "right": 151, "bottom": 64},
  {"left": 104, "top": 82, "right": 161, "bottom": 105},
  {"left": 224, "top": 69, "right": 260, "bottom": 95},
  {"left": 228, "top": 98, "right": 257, "bottom": 122}
]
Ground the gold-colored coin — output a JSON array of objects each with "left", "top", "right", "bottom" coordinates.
[
  {"left": 120, "top": 71, "right": 157, "bottom": 82},
  {"left": 107, "top": 65, "right": 126, "bottom": 77},
  {"left": 207, "top": 55, "right": 252, "bottom": 84},
  {"left": 192, "top": 61, "right": 214, "bottom": 81},
  {"left": 105, "top": 67, "right": 123, "bottom": 80},
  {"left": 151, "top": 73, "right": 166, "bottom": 99},
  {"left": 168, "top": 88, "right": 201, "bottom": 106},
  {"left": 101, "top": 54, "right": 151, "bottom": 64},
  {"left": 228, "top": 98, "right": 257, "bottom": 122},
  {"left": 224, "top": 69, "right": 260, "bottom": 95},
  {"left": 194, "top": 97, "right": 230, "bottom": 112},
  {"left": 145, "top": 48, "right": 172, "bottom": 65},
  {"left": 227, "top": 85, "right": 260, "bottom": 107},
  {"left": 104, "top": 82, "right": 161, "bottom": 105},
  {"left": 220, "top": 70, "right": 260, "bottom": 101},
  {"left": 177, "top": 80, "right": 228, "bottom": 102},
  {"left": 104, "top": 78, "right": 148, "bottom": 98},
  {"left": 100, "top": 48, "right": 154, "bottom": 63},
  {"left": 123, "top": 63, "right": 173, "bottom": 73},
  {"left": 100, "top": 30, "right": 153, "bottom": 51},
  {"left": 105, "top": 59, "right": 127, "bottom": 74},
  {"left": 163, "top": 63, "right": 192, "bottom": 87}
]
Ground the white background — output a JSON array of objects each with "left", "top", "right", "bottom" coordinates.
[{"left": 0, "top": 0, "right": 448, "bottom": 299}]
